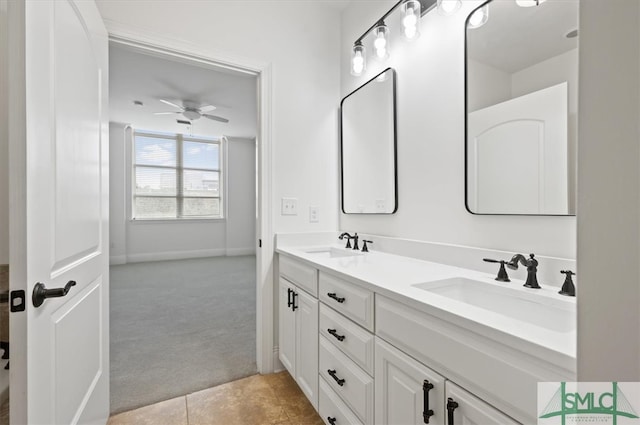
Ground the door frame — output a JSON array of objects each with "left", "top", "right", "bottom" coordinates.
[{"left": 105, "top": 22, "right": 276, "bottom": 374}]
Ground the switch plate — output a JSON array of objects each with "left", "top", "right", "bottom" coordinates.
[
  {"left": 281, "top": 198, "right": 298, "bottom": 215},
  {"left": 309, "top": 206, "right": 319, "bottom": 223}
]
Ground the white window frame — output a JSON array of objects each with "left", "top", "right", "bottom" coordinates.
[{"left": 131, "top": 130, "right": 225, "bottom": 221}]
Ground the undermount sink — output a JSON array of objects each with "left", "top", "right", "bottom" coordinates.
[
  {"left": 304, "top": 247, "right": 363, "bottom": 259},
  {"left": 412, "top": 277, "right": 575, "bottom": 332}
]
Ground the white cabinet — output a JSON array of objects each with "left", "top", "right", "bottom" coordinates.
[
  {"left": 445, "top": 381, "right": 520, "bottom": 425},
  {"left": 278, "top": 275, "right": 319, "bottom": 409},
  {"left": 375, "top": 337, "right": 446, "bottom": 425}
]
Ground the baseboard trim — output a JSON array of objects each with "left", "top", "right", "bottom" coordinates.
[
  {"left": 126, "top": 248, "right": 227, "bottom": 263},
  {"left": 226, "top": 247, "right": 256, "bottom": 256},
  {"left": 273, "top": 346, "right": 285, "bottom": 373},
  {"left": 109, "top": 255, "right": 127, "bottom": 265}
]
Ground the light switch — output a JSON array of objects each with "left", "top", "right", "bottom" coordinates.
[{"left": 281, "top": 198, "right": 298, "bottom": 215}]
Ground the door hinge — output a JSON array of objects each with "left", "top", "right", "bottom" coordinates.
[
  {"left": 10, "top": 290, "right": 26, "bottom": 312},
  {"left": 259, "top": 239, "right": 262, "bottom": 248}
]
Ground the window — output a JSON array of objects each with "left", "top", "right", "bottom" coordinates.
[{"left": 133, "top": 131, "right": 223, "bottom": 220}]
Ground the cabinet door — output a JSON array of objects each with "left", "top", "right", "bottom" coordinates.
[
  {"left": 295, "top": 288, "right": 319, "bottom": 409},
  {"left": 445, "top": 381, "right": 520, "bottom": 425},
  {"left": 279, "top": 277, "right": 296, "bottom": 375},
  {"left": 375, "top": 337, "right": 446, "bottom": 425}
]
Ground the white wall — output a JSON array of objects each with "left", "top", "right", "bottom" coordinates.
[
  {"left": 467, "top": 59, "right": 511, "bottom": 112},
  {"left": 96, "top": 0, "right": 341, "bottom": 236},
  {"left": 340, "top": 0, "right": 576, "bottom": 260},
  {"left": 0, "top": 0, "right": 8, "bottom": 265},
  {"left": 109, "top": 124, "right": 256, "bottom": 263},
  {"left": 577, "top": 0, "right": 640, "bottom": 381}
]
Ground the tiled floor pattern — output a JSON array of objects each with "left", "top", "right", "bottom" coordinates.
[{"left": 108, "top": 371, "right": 324, "bottom": 425}]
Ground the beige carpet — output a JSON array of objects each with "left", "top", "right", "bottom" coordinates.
[{"left": 110, "top": 256, "right": 257, "bottom": 414}]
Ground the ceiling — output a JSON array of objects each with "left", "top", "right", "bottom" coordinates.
[
  {"left": 467, "top": 0, "right": 578, "bottom": 74},
  {"left": 109, "top": 44, "right": 258, "bottom": 139}
]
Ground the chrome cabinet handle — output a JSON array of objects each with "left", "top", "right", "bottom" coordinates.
[{"left": 32, "top": 280, "right": 76, "bottom": 308}]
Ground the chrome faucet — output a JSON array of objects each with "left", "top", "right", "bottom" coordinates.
[{"left": 507, "top": 253, "right": 541, "bottom": 289}]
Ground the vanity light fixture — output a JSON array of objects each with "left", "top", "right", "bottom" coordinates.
[
  {"left": 436, "top": 0, "right": 461, "bottom": 16},
  {"left": 373, "top": 21, "right": 390, "bottom": 60},
  {"left": 349, "top": 0, "right": 440, "bottom": 77},
  {"left": 401, "top": 0, "right": 422, "bottom": 40},
  {"left": 515, "top": 0, "right": 547, "bottom": 7},
  {"left": 351, "top": 41, "right": 366, "bottom": 76},
  {"left": 467, "top": 4, "right": 489, "bottom": 29}
]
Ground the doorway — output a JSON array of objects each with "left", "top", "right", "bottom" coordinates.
[{"left": 108, "top": 41, "right": 263, "bottom": 414}]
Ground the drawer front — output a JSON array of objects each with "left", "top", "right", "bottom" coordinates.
[
  {"left": 319, "top": 377, "right": 364, "bottom": 425},
  {"left": 319, "top": 272, "right": 374, "bottom": 331},
  {"left": 280, "top": 255, "right": 318, "bottom": 297},
  {"left": 319, "top": 336, "right": 374, "bottom": 424},
  {"left": 446, "top": 381, "right": 521, "bottom": 425},
  {"left": 319, "top": 303, "right": 374, "bottom": 375},
  {"left": 376, "top": 295, "right": 574, "bottom": 424}
]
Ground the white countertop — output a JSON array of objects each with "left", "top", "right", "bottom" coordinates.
[{"left": 276, "top": 243, "right": 577, "bottom": 373}]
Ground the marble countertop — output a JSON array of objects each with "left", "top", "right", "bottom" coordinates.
[{"left": 276, "top": 243, "right": 576, "bottom": 373}]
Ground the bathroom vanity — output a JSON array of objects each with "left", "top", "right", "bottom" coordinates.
[{"left": 276, "top": 235, "right": 576, "bottom": 425}]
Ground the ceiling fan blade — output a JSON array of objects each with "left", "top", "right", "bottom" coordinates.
[
  {"left": 199, "top": 105, "right": 217, "bottom": 113},
  {"left": 153, "top": 112, "right": 181, "bottom": 115},
  {"left": 159, "top": 99, "right": 184, "bottom": 110},
  {"left": 203, "top": 114, "right": 229, "bottom": 123}
]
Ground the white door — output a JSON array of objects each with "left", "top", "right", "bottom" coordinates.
[
  {"left": 8, "top": 1, "right": 109, "bottom": 424},
  {"left": 445, "top": 382, "right": 520, "bottom": 425},
  {"left": 467, "top": 82, "right": 568, "bottom": 214},
  {"left": 375, "top": 337, "right": 445, "bottom": 425},
  {"left": 295, "top": 288, "right": 318, "bottom": 409},
  {"left": 278, "top": 277, "right": 296, "bottom": 375}
]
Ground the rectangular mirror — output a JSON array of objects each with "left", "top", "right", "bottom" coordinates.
[
  {"left": 341, "top": 68, "right": 397, "bottom": 214},
  {"left": 465, "top": 0, "right": 578, "bottom": 215}
]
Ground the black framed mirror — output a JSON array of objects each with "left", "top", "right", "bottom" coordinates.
[
  {"left": 340, "top": 68, "right": 397, "bottom": 214},
  {"left": 465, "top": 0, "right": 578, "bottom": 216}
]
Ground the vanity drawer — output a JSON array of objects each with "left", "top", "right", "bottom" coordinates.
[
  {"left": 319, "top": 377, "right": 364, "bottom": 425},
  {"left": 280, "top": 255, "right": 318, "bottom": 297},
  {"left": 319, "top": 336, "right": 374, "bottom": 424},
  {"left": 319, "top": 272, "right": 374, "bottom": 331},
  {"left": 319, "top": 303, "right": 374, "bottom": 375}
]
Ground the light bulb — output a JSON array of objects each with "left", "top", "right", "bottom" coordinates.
[
  {"left": 401, "top": 0, "right": 421, "bottom": 40},
  {"left": 437, "top": 0, "right": 461, "bottom": 16},
  {"left": 372, "top": 22, "right": 390, "bottom": 60},
  {"left": 351, "top": 42, "right": 366, "bottom": 76},
  {"left": 468, "top": 5, "right": 489, "bottom": 29}
]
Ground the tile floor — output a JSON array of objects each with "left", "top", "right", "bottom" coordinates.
[{"left": 108, "top": 371, "right": 324, "bottom": 425}]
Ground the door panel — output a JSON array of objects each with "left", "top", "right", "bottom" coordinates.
[
  {"left": 53, "top": 281, "right": 102, "bottom": 425},
  {"left": 278, "top": 277, "right": 295, "bottom": 375},
  {"left": 295, "top": 288, "right": 318, "bottom": 409},
  {"left": 375, "top": 337, "right": 445, "bottom": 425},
  {"left": 468, "top": 82, "right": 568, "bottom": 214},
  {"left": 52, "top": 0, "right": 102, "bottom": 272},
  {"left": 445, "top": 381, "right": 520, "bottom": 425}
]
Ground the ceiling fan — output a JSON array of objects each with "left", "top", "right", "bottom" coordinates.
[{"left": 154, "top": 99, "right": 229, "bottom": 123}]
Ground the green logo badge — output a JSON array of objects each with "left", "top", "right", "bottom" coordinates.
[{"left": 539, "top": 382, "right": 639, "bottom": 425}]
